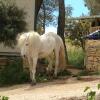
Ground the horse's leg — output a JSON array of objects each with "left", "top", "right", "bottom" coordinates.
[
  {"left": 27, "top": 56, "right": 33, "bottom": 82},
  {"left": 54, "top": 49, "right": 59, "bottom": 77},
  {"left": 46, "top": 54, "right": 53, "bottom": 78},
  {"left": 31, "top": 55, "right": 38, "bottom": 85},
  {"left": 47, "top": 54, "right": 53, "bottom": 72}
]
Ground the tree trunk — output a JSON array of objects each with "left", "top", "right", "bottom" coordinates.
[
  {"left": 57, "top": 0, "right": 69, "bottom": 65},
  {"left": 43, "top": 2, "right": 46, "bottom": 33},
  {"left": 34, "top": 0, "right": 43, "bottom": 31}
]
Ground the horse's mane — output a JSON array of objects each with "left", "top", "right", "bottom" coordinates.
[{"left": 17, "top": 31, "right": 40, "bottom": 48}]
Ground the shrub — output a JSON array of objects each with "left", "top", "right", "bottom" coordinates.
[
  {"left": 0, "top": 0, "right": 27, "bottom": 47},
  {"left": 0, "top": 96, "right": 9, "bottom": 100},
  {"left": 77, "top": 70, "right": 100, "bottom": 77},
  {"left": 0, "top": 58, "right": 30, "bottom": 86},
  {"left": 77, "top": 70, "right": 90, "bottom": 76},
  {"left": 36, "top": 73, "right": 49, "bottom": 83},
  {"left": 58, "top": 70, "right": 72, "bottom": 76},
  {"left": 84, "top": 84, "right": 100, "bottom": 100},
  {"left": 67, "top": 44, "right": 85, "bottom": 69}
]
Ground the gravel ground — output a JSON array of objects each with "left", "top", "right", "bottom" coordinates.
[{"left": 0, "top": 76, "right": 100, "bottom": 100}]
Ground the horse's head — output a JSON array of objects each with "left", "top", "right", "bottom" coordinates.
[
  {"left": 17, "top": 31, "right": 40, "bottom": 58},
  {"left": 17, "top": 33, "right": 29, "bottom": 58},
  {"left": 20, "top": 44, "right": 28, "bottom": 58}
]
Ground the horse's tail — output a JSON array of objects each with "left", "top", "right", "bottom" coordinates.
[{"left": 59, "top": 39, "right": 66, "bottom": 70}]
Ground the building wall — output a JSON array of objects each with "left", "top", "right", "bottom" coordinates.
[
  {"left": 0, "top": 0, "right": 35, "bottom": 53},
  {"left": 85, "top": 40, "right": 100, "bottom": 71},
  {"left": 11, "top": 0, "right": 35, "bottom": 30},
  {"left": 0, "top": 44, "right": 19, "bottom": 53}
]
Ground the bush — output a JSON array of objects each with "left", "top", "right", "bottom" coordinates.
[
  {"left": 0, "top": 0, "right": 27, "bottom": 47},
  {"left": 0, "top": 58, "right": 30, "bottom": 86},
  {"left": 67, "top": 44, "right": 85, "bottom": 69},
  {"left": 77, "top": 70, "right": 100, "bottom": 77},
  {"left": 77, "top": 70, "right": 90, "bottom": 76},
  {"left": 0, "top": 58, "right": 72, "bottom": 86},
  {"left": 84, "top": 84, "right": 100, "bottom": 100},
  {"left": 0, "top": 96, "right": 9, "bottom": 100},
  {"left": 58, "top": 70, "right": 72, "bottom": 76}
]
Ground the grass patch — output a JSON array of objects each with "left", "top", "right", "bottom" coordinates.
[
  {"left": 36, "top": 73, "right": 49, "bottom": 83},
  {"left": 58, "top": 70, "right": 72, "bottom": 76},
  {"left": 77, "top": 70, "right": 90, "bottom": 76},
  {"left": 0, "top": 96, "right": 9, "bottom": 100},
  {"left": 36, "top": 70, "right": 72, "bottom": 83},
  {"left": 67, "top": 43, "right": 85, "bottom": 69},
  {"left": 0, "top": 57, "right": 72, "bottom": 86},
  {"left": 76, "top": 70, "right": 100, "bottom": 77}
]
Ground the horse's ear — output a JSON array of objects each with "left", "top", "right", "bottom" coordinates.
[{"left": 16, "top": 34, "right": 21, "bottom": 41}]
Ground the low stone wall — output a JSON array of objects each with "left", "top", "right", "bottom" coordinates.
[{"left": 85, "top": 40, "right": 100, "bottom": 71}]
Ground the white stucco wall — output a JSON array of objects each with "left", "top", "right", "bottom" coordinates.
[
  {"left": 0, "top": 0, "right": 35, "bottom": 52},
  {"left": 0, "top": 44, "right": 19, "bottom": 53},
  {"left": 12, "top": 0, "right": 35, "bottom": 30}
]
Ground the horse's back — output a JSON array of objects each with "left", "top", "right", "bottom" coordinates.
[
  {"left": 39, "top": 33, "right": 56, "bottom": 58},
  {"left": 39, "top": 32, "right": 64, "bottom": 54},
  {"left": 45, "top": 32, "right": 64, "bottom": 47},
  {"left": 28, "top": 31, "right": 40, "bottom": 45}
]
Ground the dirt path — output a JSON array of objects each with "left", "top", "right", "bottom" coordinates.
[{"left": 0, "top": 76, "right": 100, "bottom": 100}]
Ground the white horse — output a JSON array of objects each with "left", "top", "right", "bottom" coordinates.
[{"left": 17, "top": 31, "right": 66, "bottom": 85}]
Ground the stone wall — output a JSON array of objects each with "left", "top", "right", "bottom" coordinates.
[{"left": 85, "top": 40, "right": 100, "bottom": 71}]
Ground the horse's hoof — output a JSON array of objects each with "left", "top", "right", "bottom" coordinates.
[
  {"left": 53, "top": 75, "right": 58, "bottom": 79},
  {"left": 31, "top": 81, "right": 36, "bottom": 86},
  {"left": 54, "top": 77, "right": 58, "bottom": 79}
]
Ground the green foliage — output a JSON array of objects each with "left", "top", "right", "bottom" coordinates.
[
  {"left": 76, "top": 75, "right": 81, "bottom": 80},
  {"left": 37, "top": 0, "right": 73, "bottom": 34},
  {"left": 67, "top": 45, "right": 85, "bottom": 69},
  {"left": 84, "top": 86, "right": 91, "bottom": 92},
  {"left": 0, "top": 58, "right": 30, "bottom": 86},
  {"left": 36, "top": 73, "right": 49, "bottom": 83},
  {"left": 36, "top": 70, "right": 72, "bottom": 82},
  {"left": 78, "top": 70, "right": 100, "bottom": 77},
  {"left": 98, "top": 84, "right": 100, "bottom": 90},
  {"left": 65, "top": 20, "right": 90, "bottom": 50},
  {"left": 0, "top": 96, "right": 9, "bottom": 100},
  {"left": 84, "top": 84, "right": 100, "bottom": 100},
  {"left": 65, "top": 5, "right": 73, "bottom": 17},
  {"left": 58, "top": 70, "right": 72, "bottom": 76},
  {"left": 37, "top": 0, "right": 57, "bottom": 33},
  {"left": 0, "top": 57, "right": 72, "bottom": 85},
  {"left": 0, "top": 0, "right": 27, "bottom": 47},
  {"left": 84, "top": 0, "right": 100, "bottom": 15},
  {"left": 77, "top": 70, "right": 90, "bottom": 76}
]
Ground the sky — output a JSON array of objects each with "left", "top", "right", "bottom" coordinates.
[
  {"left": 65, "top": 0, "right": 89, "bottom": 17},
  {"left": 45, "top": 0, "right": 89, "bottom": 33}
]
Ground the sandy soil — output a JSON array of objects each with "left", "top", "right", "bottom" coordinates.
[{"left": 0, "top": 76, "right": 100, "bottom": 100}]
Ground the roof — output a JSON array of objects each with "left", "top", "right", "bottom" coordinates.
[{"left": 69, "top": 15, "right": 100, "bottom": 20}]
